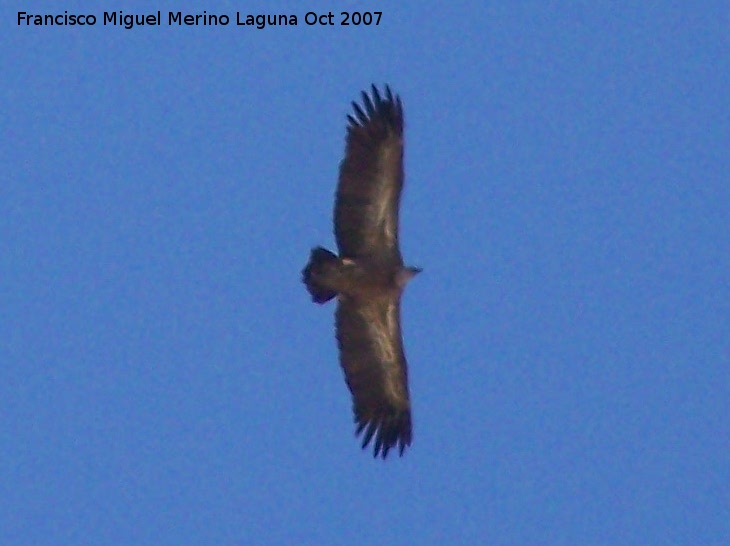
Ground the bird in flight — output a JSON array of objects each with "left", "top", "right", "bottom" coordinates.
[{"left": 302, "top": 85, "right": 421, "bottom": 459}]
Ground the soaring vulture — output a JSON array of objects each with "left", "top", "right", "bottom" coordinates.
[{"left": 302, "top": 85, "right": 420, "bottom": 459}]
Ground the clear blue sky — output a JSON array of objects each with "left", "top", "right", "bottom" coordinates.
[{"left": 3, "top": 1, "right": 729, "bottom": 544}]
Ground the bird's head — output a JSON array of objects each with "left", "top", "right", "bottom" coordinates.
[{"left": 396, "top": 266, "right": 422, "bottom": 288}]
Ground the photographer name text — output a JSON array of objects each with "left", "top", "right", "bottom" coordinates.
[{"left": 17, "top": 10, "right": 383, "bottom": 30}]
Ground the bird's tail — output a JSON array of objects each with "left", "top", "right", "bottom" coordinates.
[{"left": 302, "top": 247, "right": 339, "bottom": 304}]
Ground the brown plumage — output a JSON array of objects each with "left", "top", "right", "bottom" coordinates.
[{"left": 302, "top": 85, "right": 421, "bottom": 459}]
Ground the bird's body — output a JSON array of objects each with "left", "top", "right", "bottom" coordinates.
[
  {"left": 307, "top": 252, "right": 415, "bottom": 301},
  {"left": 302, "top": 85, "right": 419, "bottom": 459}
]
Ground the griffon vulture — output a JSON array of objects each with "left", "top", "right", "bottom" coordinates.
[{"left": 302, "top": 85, "right": 420, "bottom": 459}]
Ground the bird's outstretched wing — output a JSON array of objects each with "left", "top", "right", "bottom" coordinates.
[
  {"left": 335, "top": 295, "right": 412, "bottom": 458},
  {"left": 335, "top": 85, "right": 404, "bottom": 266}
]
